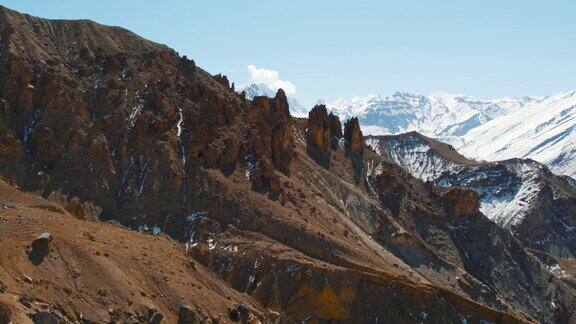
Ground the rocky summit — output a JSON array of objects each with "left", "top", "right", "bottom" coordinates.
[{"left": 0, "top": 6, "right": 575, "bottom": 323}]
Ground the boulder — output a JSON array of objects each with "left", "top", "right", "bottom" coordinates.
[
  {"left": 31, "top": 233, "right": 52, "bottom": 255},
  {"left": 178, "top": 305, "right": 201, "bottom": 324},
  {"left": 33, "top": 311, "right": 64, "bottom": 324},
  {"left": 149, "top": 311, "right": 163, "bottom": 324},
  {"left": 228, "top": 307, "right": 240, "bottom": 322},
  {"left": 237, "top": 303, "right": 250, "bottom": 322}
]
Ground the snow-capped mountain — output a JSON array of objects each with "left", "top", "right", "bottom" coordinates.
[
  {"left": 458, "top": 90, "right": 576, "bottom": 178},
  {"left": 326, "top": 90, "right": 575, "bottom": 178},
  {"left": 328, "top": 91, "right": 537, "bottom": 138},
  {"left": 238, "top": 83, "right": 308, "bottom": 117},
  {"left": 367, "top": 132, "right": 576, "bottom": 258}
]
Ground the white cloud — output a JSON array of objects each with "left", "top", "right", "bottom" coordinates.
[{"left": 246, "top": 64, "right": 296, "bottom": 95}]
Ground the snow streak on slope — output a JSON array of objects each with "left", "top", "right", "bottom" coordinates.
[
  {"left": 437, "top": 160, "right": 544, "bottom": 228},
  {"left": 366, "top": 136, "right": 462, "bottom": 182},
  {"left": 459, "top": 90, "right": 576, "bottom": 178}
]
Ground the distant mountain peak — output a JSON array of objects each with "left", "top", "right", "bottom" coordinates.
[{"left": 389, "top": 91, "right": 427, "bottom": 105}]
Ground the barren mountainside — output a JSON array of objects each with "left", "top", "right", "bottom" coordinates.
[{"left": 0, "top": 6, "right": 575, "bottom": 323}]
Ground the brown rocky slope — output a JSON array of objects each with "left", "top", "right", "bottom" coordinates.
[
  {"left": 0, "top": 177, "right": 266, "bottom": 323},
  {"left": 0, "top": 5, "right": 575, "bottom": 323}
]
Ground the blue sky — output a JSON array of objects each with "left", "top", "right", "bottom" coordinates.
[{"left": 2, "top": 0, "right": 575, "bottom": 106}]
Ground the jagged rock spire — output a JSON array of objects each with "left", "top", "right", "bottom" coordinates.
[{"left": 344, "top": 117, "right": 363, "bottom": 154}]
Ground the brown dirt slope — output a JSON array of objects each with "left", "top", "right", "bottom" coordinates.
[{"left": 0, "top": 178, "right": 265, "bottom": 323}]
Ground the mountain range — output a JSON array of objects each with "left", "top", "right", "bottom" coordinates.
[
  {"left": 326, "top": 90, "right": 576, "bottom": 178},
  {"left": 0, "top": 5, "right": 575, "bottom": 323}
]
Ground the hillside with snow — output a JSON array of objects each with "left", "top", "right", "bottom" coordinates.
[{"left": 367, "top": 132, "right": 576, "bottom": 258}]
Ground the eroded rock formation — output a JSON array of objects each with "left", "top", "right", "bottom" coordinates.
[
  {"left": 344, "top": 117, "right": 363, "bottom": 154},
  {"left": 305, "top": 104, "right": 343, "bottom": 166}
]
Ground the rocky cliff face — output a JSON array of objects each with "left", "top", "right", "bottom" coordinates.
[
  {"left": 0, "top": 5, "right": 298, "bottom": 237},
  {"left": 344, "top": 117, "right": 363, "bottom": 154},
  {"left": 0, "top": 6, "right": 575, "bottom": 323}
]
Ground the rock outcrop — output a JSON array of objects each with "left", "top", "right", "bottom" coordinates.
[
  {"left": 305, "top": 104, "right": 343, "bottom": 166},
  {"left": 178, "top": 305, "right": 201, "bottom": 323},
  {"left": 343, "top": 117, "right": 364, "bottom": 178},
  {"left": 439, "top": 187, "right": 480, "bottom": 220},
  {"left": 0, "top": 5, "right": 299, "bottom": 232},
  {"left": 307, "top": 105, "right": 332, "bottom": 155},
  {"left": 247, "top": 89, "right": 295, "bottom": 174},
  {"left": 344, "top": 117, "right": 364, "bottom": 154}
]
